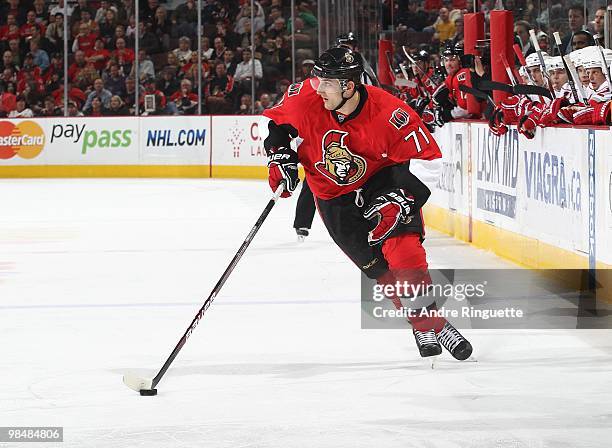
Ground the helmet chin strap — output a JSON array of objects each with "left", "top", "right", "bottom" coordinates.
[{"left": 332, "top": 83, "right": 357, "bottom": 111}]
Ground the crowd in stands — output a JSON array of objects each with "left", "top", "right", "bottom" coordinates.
[
  {"left": 0, "top": 0, "right": 608, "bottom": 118},
  {"left": 0, "top": 0, "right": 319, "bottom": 116},
  {"left": 393, "top": 1, "right": 611, "bottom": 136}
]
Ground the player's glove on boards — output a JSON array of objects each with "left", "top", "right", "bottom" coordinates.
[
  {"left": 268, "top": 147, "right": 299, "bottom": 198},
  {"left": 363, "top": 188, "right": 415, "bottom": 246}
]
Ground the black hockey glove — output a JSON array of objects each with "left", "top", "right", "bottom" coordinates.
[
  {"left": 268, "top": 146, "right": 299, "bottom": 198},
  {"left": 264, "top": 120, "right": 298, "bottom": 157},
  {"left": 408, "top": 97, "right": 429, "bottom": 115},
  {"left": 363, "top": 188, "right": 415, "bottom": 245}
]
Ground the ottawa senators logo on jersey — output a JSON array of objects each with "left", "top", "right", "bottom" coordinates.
[
  {"left": 389, "top": 107, "right": 410, "bottom": 130},
  {"left": 287, "top": 82, "right": 303, "bottom": 97},
  {"left": 315, "top": 130, "right": 367, "bottom": 185}
]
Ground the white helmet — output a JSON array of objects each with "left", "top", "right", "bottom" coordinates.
[
  {"left": 569, "top": 47, "right": 588, "bottom": 67},
  {"left": 546, "top": 56, "right": 565, "bottom": 72},
  {"left": 525, "top": 52, "right": 550, "bottom": 68},
  {"left": 582, "top": 47, "right": 612, "bottom": 70}
]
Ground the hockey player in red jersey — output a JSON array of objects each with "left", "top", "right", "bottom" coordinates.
[{"left": 262, "top": 46, "right": 473, "bottom": 360}]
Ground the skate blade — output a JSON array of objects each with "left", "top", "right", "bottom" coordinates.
[{"left": 297, "top": 235, "right": 306, "bottom": 243}]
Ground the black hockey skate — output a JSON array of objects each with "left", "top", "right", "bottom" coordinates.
[
  {"left": 436, "top": 322, "right": 473, "bottom": 361},
  {"left": 413, "top": 328, "right": 442, "bottom": 357},
  {"left": 296, "top": 227, "right": 309, "bottom": 242}
]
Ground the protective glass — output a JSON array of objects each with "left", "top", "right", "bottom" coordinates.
[{"left": 310, "top": 77, "right": 343, "bottom": 94}]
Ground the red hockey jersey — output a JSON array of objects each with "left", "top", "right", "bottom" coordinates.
[{"left": 263, "top": 82, "right": 441, "bottom": 200}]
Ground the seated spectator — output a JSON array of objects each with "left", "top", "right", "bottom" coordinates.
[
  {"left": 158, "top": 67, "right": 180, "bottom": 97},
  {"left": 49, "top": 0, "right": 73, "bottom": 19},
  {"left": 108, "top": 25, "right": 128, "bottom": 50},
  {"left": 236, "top": 93, "right": 252, "bottom": 114},
  {"left": 38, "top": 95, "right": 61, "bottom": 116},
  {"left": 72, "top": 22, "right": 98, "bottom": 53},
  {"left": 123, "top": 76, "right": 136, "bottom": 113},
  {"left": 68, "top": 50, "right": 89, "bottom": 82},
  {"left": 181, "top": 51, "right": 208, "bottom": 83},
  {"left": 5, "top": 0, "right": 28, "bottom": 25},
  {"left": 8, "top": 94, "right": 33, "bottom": 117},
  {"left": 233, "top": 48, "right": 263, "bottom": 89},
  {"left": 0, "top": 14, "right": 19, "bottom": 44},
  {"left": 201, "top": 37, "right": 213, "bottom": 60},
  {"left": 7, "top": 39, "right": 21, "bottom": 67},
  {"left": 45, "top": 13, "right": 65, "bottom": 53},
  {"left": 211, "top": 36, "right": 227, "bottom": 61},
  {"left": 72, "top": 10, "right": 99, "bottom": 39},
  {"left": 253, "top": 92, "right": 272, "bottom": 113},
  {"left": 111, "top": 37, "right": 134, "bottom": 74},
  {"left": 130, "top": 49, "right": 155, "bottom": 82},
  {"left": 398, "top": 1, "right": 429, "bottom": 31},
  {"left": 83, "top": 77, "right": 112, "bottom": 110},
  {"left": 0, "top": 84, "right": 16, "bottom": 116},
  {"left": 173, "top": 0, "right": 197, "bottom": 39},
  {"left": 138, "top": 22, "right": 161, "bottom": 55},
  {"left": 151, "top": 6, "right": 171, "bottom": 52},
  {"left": 72, "top": 0, "right": 95, "bottom": 24},
  {"left": 212, "top": 21, "right": 239, "bottom": 50},
  {"left": 140, "top": 0, "right": 158, "bottom": 23},
  {"left": 84, "top": 95, "right": 107, "bottom": 116},
  {"left": 294, "top": 1, "right": 318, "bottom": 29},
  {"left": 169, "top": 78, "right": 198, "bottom": 115},
  {"left": 430, "top": 8, "right": 456, "bottom": 42},
  {"left": 173, "top": 36, "right": 193, "bottom": 66},
  {"left": 94, "top": 0, "right": 117, "bottom": 25},
  {"left": 139, "top": 76, "right": 166, "bottom": 115},
  {"left": 162, "top": 51, "right": 180, "bottom": 74},
  {"left": 18, "top": 53, "right": 42, "bottom": 82},
  {"left": 86, "top": 38, "right": 110, "bottom": 72},
  {"left": 98, "top": 9, "right": 119, "bottom": 40},
  {"left": 29, "top": 39, "right": 49, "bottom": 71},
  {"left": 235, "top": 2, "right": 265, "bottom": 34},
  {"left": 67, "top": 100, "right": 84, "bottom": 116},
  {"left": 52, "top": 81, "right": 86, "bottom": 109},
  {"left": 1, "top": 50, "right": 19, "bottom": 73},
  {"left": 21, "top": 10, "right": 46, "bottom": 40},
  {"left": 103, "top": 62, "right": 126, "bottom": 96},
  {"left": 222, "top": 49, "right": 237, "bottom": 76},
  {"left": 286, "top": 17, "right": 315, "bottom": 59},
  {"left": 206, "top": 62, "right": 234, "bottom": 114},
  {"left": 267, "top": 17, "right": 286, "bottom": 39},
  {"left": 105, "top": 95, "right": 129, "bottom": 115}
]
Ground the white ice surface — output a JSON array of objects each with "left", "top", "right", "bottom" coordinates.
[{"left": 0, "top": 179, "right": 610, "bottom": 448}]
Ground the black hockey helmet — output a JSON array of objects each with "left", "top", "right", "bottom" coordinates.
[
  {"left": 442, "top": 41, "right": 463, "bottom": 59},
  {"left": 312, "top": 46, "right": 364, "bottom": 82},
  {"left": 335, "top": 32, "right": 359, "bottom": 49},
  {"left": 415, "top": 49, "right": 430, "bottom": 62}
]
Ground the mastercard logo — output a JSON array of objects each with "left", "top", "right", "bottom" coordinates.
[{"left": 0, "top": 121, "right": 46, "bottom": 160}]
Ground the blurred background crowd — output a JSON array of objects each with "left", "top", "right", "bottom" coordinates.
[{"left": 0, "top": 0, "right": 609, "bottom": 117}]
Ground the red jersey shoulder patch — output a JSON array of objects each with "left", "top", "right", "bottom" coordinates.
[
  {"left": 315, "top": 130, "right": 367, "bottom": 186},
  {"left": 388, "top": 107, "right": 410, "bottom": 130},
  {"left": 287, "top": 82, "right": 304, "bottom": 97}
]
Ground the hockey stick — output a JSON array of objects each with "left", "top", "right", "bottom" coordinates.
[
  {"left": 500, "top": 54, "right": 518, "bottom": 86},
  {"left": 595, "top": 42, "right": 612, "bottom": 89},
  {"left": 529, "top": 29, "right": 556, "bottom": 96},
  {"left": 552, "top": 31, "right": 586, "bottom": 103},
  {"left": 123, "top": 182, "right": 286, "bottom": 396}
]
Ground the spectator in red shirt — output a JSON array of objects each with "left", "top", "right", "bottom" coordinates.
[
  {"left": 0, "top": 15, "right": 18, "bottom": 41},
  {"left": 139, "top": 76, "right": 166, "bottom": 115},
  {"left": 68, "top": 50, "right": 88, "bottom": 82},
  {"left": 72, "top": 22, "right": 98, "bottom": 53},
  {"left": 72, "top": 10, "right": 99, "bottom": 38},
  {"left": 86, "top": 38, "right": 110, "bottom": 71},
  {"left": 170, "top": 78, "right": 198, "bottom": 115},
  {"left": 111, "top": 37, "right": 134, "bottom": 74},
  {"left": 4, "top": 0, "right": 27, "bottom": 27},
  {"left": 20, "top": 10, "right": 45, "bottom": 39}
]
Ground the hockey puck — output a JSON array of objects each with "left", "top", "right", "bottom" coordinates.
[{"left": 139, "top": 388, "right": 158, "bottom": 396}]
